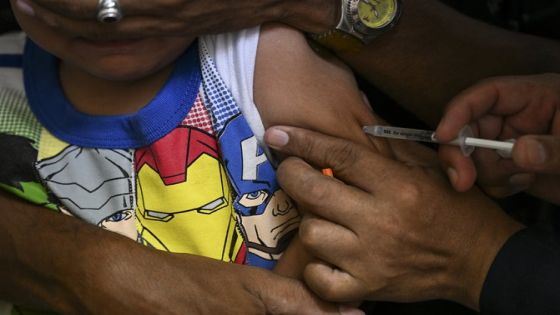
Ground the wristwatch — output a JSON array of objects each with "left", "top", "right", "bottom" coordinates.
[{"left": 311, "top": 0, "right": 402, "bottom": 52}]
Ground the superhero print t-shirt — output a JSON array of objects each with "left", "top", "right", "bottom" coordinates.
[{"left": 0, "top": 33, "right": 299, "bottom": 276}]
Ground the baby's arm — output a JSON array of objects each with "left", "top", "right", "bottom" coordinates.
[{"left": 254, "top": 24, "right": 391, "bottom": 279}]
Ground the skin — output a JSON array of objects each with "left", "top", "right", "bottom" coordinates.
[
  {"left": 436, "top": 74, "right": 560, "bottom": 203},
  {"left": 11, "top": 0, "right": 195, "bottom": 115},
  {"left": 333, "top": 1, "right": 560, "bottom": 125},
  {"left": 263, "top": 126, "right": 523, "bottom": 310},
  {"left": 15, "top": 0, "right": 338, "bottom": 36},
  {"left": 0, "top": 191, "right": 338, "bottom": 314},
  {"left": 20, "top": 0, "right": 560, "bottom": 125},
  {"left": 2, "top": 0, "right": 385, "bottom": 313},
  {"left": 254, "top": 24, "right": 390, "bottom": 283}
]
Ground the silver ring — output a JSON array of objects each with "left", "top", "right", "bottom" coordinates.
[{"left": 97, "top": 0, "right": 123, "bottom": 23}]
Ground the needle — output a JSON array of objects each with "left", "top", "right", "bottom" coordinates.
[{"left": 363, "top": 125, "right": 515, "bottom": 157}]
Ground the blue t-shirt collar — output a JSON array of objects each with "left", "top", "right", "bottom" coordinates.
[{"left": 23, "top": 39, "right": 201, "bottom": 149}]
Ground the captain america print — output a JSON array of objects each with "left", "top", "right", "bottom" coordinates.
[{"left": 219, "top": 113, "right": 300, "bottom": 269}]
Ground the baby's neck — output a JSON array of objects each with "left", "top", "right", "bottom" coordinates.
[{"left": 59, "top": 62, "right": 174, "bottom": 116}]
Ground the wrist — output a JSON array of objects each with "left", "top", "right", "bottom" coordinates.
[
  {"left": 448, "top": 208, "right": 524, "bottom": 310},
  {"left": 273, "top": 0, "right": 339, "bottom": 33}
]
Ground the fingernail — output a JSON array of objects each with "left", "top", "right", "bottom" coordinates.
[
  {"left": 265, "top": 128, "right": 289, "bottom": 148},
  {"left": 339, "top": 305, "right": 365, "bottom": 315},
  {"left": 523, "top": 139, "right": 547, "bottom": 166},
  {"left": 360, "top": 92, "right": 374, "bottom": 113},
  {"left": 447, "top": 168, "right": 458, "bottom": 186},
  {"left": 15, "top": 0, "right": 35, "bottom": 16},
  {"left": 509, "top": 173, "right": 534, "bottom": 191}
]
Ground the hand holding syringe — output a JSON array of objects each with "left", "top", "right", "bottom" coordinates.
[
  {"left": 373, "top": 75, "right": 559, "bottom": 200},
  {"left": 364, "top": 125, "right": 515, "bottom": 158}
]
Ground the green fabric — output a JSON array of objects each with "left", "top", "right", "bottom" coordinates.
[
  {"left": 0, "top": 88, "right": 41, "bottom": 148},
  {"left": 0, "top": 182, "right": 58, "bottom": 212}
]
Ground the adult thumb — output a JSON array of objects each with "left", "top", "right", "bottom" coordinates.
[
  {"left": 258, "top": 275, "right": 364, "bottom": 315},
  {"left": 513, "top": 135, "right": 560, "bottom": 174}
]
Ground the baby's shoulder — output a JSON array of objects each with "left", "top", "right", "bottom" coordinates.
[{"left": 254, "top": 24, "right": 377, "bottom": 147}]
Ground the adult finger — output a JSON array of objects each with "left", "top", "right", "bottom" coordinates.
[
  {"left": 474, "top": 147, "right": 528, "bottom": 179},
  {"left": 16, "top": 0, "right": 126, "bottom": 38},
  {"left": 28, "top": 0, "right": 155, "bottom": 18},
  {"left": 469, "top": 147, "right": 536, "bottom": 197},
  {"left": 513, "top": 135, "right": 560, "bottom": 174},
  {"left": 276, "top": 157, "right": 374, "bottom": 228},
  {"left": 304, "top": 261, "right": 367, "bottom": 303},
  {"left": 438, "top": 145, "right": 477, "bottom": 191},
  {"left": 436, "top": 81, "right": 499, "bottom": 142},
  {"left": 24, "top": 0, "right": 94, "bottom": 19},
  {"left": 265, "top": 126, "right": 402, "bottom": 191},
  {"left": 263, "top": 269, "right": 367, "bottom": 314},
  {"left": 299, "top": 215, "right": 359, "bottom": 268},
  {"left": 257, "top": 274, "right": 354, "bottom": 315},
  {"left": 16, "top": 1, "right": 192, "bottom": 40}
]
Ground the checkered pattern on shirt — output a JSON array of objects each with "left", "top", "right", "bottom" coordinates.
[
  {"left": 199, "top": 40, "right": 240, "bottom": 134},
  {"left": 181, "top": 92, "right": 215, "bottom": 135},
  {"left": 0, "top": 88, "right": 41, "bottom": 147}
]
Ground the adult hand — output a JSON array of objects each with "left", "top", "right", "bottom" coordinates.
[
  {"left": 15, "top": 0, "right": 337, "bottom": 40},
  {"left": 436, "top": 74, "right": 560, "bottom": 203},
  {"left": 264, "top": 126, "right": 523, "bottom": 310}
]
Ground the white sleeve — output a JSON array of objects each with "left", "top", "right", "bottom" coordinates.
[
  {"left": 0, "top": 32, "right": 26, "bottom": 54},
  {"left": 0, "top": 32, "right": 26, "bottom": 93},
  {"left": 199, "top": 27, "right": 265, "bottom": 141}
]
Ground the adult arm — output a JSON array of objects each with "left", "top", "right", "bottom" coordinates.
[
  {"left": 264, "top": 126, "right": 523, "bottom": 310},
  {"left": 0, "top": 191, "right": 339, "bottom": 314},
  {"left": 336, "top": 1, "right": 560, "bottom": 125}
]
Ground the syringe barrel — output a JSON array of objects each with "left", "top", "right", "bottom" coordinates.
[{"left": 363, "top": 126, "right": 437, "bottom": 143}]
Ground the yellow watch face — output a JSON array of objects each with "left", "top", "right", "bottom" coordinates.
[{"left": 357, "top": 0, "right": 397, "bottom": 29}]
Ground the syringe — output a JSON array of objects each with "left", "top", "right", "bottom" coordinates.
[{"left": 363, "top": 125, "right": 515, "bottom": 157}]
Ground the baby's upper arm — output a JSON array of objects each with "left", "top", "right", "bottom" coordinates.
[{"left": 254, "top": 23, "right": 389, "bottom": 155}]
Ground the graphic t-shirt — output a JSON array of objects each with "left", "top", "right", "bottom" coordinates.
[{"left": 0, "top": 30, "right": 299, "bottom": 315}]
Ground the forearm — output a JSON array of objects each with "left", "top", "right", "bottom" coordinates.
[
  {"left": 0, "top": 192, "right": 107, "bottom": 312},
  {"left": 337, "top": 1, "right": 560, "bottom": 125},
  {"left": 0, "top": 191, "right": 341, "bottom": 314}
]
